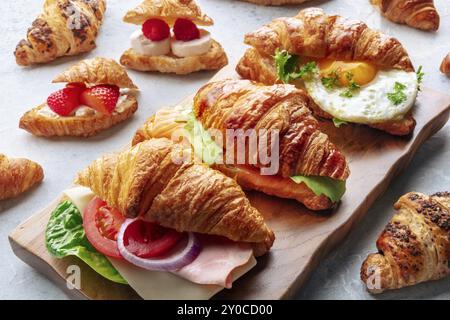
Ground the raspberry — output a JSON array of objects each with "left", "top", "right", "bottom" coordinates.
[
  {"left": 142, "top": 18, "right": 170, "bottom": 41},
  {"left": 173, "top": 18, "right": 200, "bottom": 41}
]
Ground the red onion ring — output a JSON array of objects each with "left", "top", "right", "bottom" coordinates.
[{"left": 117, "top": 218, "right": 201, "bottom": 272}]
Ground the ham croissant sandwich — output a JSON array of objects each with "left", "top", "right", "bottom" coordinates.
[
  {"left": 133, "top": 79, "right": 350, "bottom": 211},
  {"left": 236, "top": 8, "right": 423, "bottom": 136},
  {"left": 46, "top": 138, "right": 274, "bottom": 299},
  {"left": 361, "top": 192, "right": 450, "bottom": 294}
]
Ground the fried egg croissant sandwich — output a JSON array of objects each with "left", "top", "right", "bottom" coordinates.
[
  {"left": 236, "top": 8, "right": 422, "bottom": 136},
  {"left": 133, "top": 79, "right": 350, "bottom": 211},
  {"left": 361, "top": 192, "right": 450, "bottom": 293}
]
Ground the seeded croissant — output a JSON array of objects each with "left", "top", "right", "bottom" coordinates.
[
  {"left": 0, "top": 154, "right": 44, "bottom": 200},
  {"left": 361, "top": 192, "right": 450, "bottom": 293},
  {"left": 76, "top": 138, "right": 275, "bottom": 256},
  {"left": 370, "top": 0, "right": 440, "bottom": 31},
  {"left": 15, "top": 0, "right": 106, "bottom": 66}
]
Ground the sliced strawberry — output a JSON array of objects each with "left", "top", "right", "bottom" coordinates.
[
  {"left": 173, "top": 18, "right": 200, "bottom": 41},
  {"left": 142, "top": 18, "right": 170, "bottom": 41},
  {"left": 66, "top": 82, "right": 86, "bottom": 96},
  {"left": 80, "top": 85, "right": 120, "bottom": 115},
  {"left": 47, "top": 88, "right": 81, "bottom": 116}
]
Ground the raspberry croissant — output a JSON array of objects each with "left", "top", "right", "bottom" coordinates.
[
  {"left": 361, "top": 192, "right": 450, "bottom": 293},
  {"left": 370, "top": 0, "right": 440, "bottom": 31},
  {"left": 0, "top": 155, "right": 44, "bottom": 200},
  {"left": 236, "top": 7, "right": 418, "bottom": 136},
  {"left": 76, "top": 138, "right": 274, "bottom": 256},
  {"left": 15, "top": 0, "right": 106, "bottom": 66},
  {"left": 133, "top": 79, "right": 349, "bottom": 211}
]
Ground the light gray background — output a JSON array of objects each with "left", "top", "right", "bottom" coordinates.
[{"left": 0, "top": 0, "right": 449, "bottom": 300}]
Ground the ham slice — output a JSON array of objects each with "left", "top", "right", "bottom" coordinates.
[{"left": 175, "top": 235, "right": 254, "bottom": 288}]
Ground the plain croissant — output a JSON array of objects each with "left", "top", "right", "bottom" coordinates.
[
  {"left": 15, "top": 0, "right": 106, "bottom": 66},
  {"left": 76, "top": 138, "right": 275, "bottom": 256},
  {"left": 370, "top": 0, "right": 440, "bottom": 31},
  {"left": 361, "top": 192, "right": 450, "bottom": 293},
  {"left": 236, "top": 7, "right": 416, "bottom": 136},
  {"left": 0, "top": 154, "right": 44, "bottom": 200},
  {"left": 440, "top": 53, "right": 450, "bottom": 76}
]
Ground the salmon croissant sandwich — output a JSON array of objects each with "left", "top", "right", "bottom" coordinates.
[
  {"left": 19, "top": 57, "right": 139, "bottom": 138},
  {"left": 236, "top": 8, "right": 423, "bottom": 136},
  {"left": 133, "top": 79, "right": 350, "bottom": 211},
  {"left": 46, "top": 138, "right": 274, "bottom": 299},
  {"left": 361, "top": 192, "right": 450, "bottom": 293}
]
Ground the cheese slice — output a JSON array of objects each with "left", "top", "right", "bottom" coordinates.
[
  {"left": 109, "top": 256, "right": 256, "bottom": 300},
  {"left": 63, "top": 186, "right": 257, "bottom": 300}
]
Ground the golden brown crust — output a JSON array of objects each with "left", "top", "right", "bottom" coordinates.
[
  {"left": 371, "top": 0, "right": 440, "bottom": 31},
  {"left": 193, "top": 79, "right": 349, "bottom": 180},
  {"left": 361, "top": 192, "right": 450, "bottom": 293},
  {"left": 75, "top": 138, "right": 274, "bottom": 254},
  {"left": 131, "top": 109, "right": 335, "bottom": 210},
  {"left": 440, "top": 53, "right": 450, "bottom": 76},
  {"left": 123, "top": 0, "right": 213, "bottom": 26},
  {"left": 120, "top": 40, "right": 228, "bottom": 74},
  {"left": 236, "top": 42, "right": 416, "bottom": 136},
  {"left": 241, "top": 7, "right": 414, "bottom": 72},
  {"left": 241, "top": 0, "right": 311, "bottom": 5},
  {"left": 0, "top": 155, "right": 44, "bottom": 200},
  {"left": 15, "top": 0, "right": 106, "bottom": 66},
  {"left": 53, "top": 57, "right": 138, "bottom": 89},
  {"left": 19, "top": 95, "right": 138, "bottom": 138}
]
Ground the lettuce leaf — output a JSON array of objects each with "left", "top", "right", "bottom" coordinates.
[
  {"left": 46, "top": 200, "right": 127, "bottom": 284},
  {"left": 184, "top": 111, "right": 223, "bottom": 165},
  {"left": 290, "top": 176, "right": 346, "bottom": 203},
  {"left": 274, "top": 49, "right": 317, "bottom": 84},
  {"left": 332, "top": 118, "right": 348, "bottom": 128}
]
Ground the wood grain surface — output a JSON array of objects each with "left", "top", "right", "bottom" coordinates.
[{"left": 9, "top": 66, "right": 450, "bottom": 299}]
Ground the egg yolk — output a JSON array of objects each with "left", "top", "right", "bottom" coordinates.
[{"left": 318, "top": 59, "right": 378, "bottom": 87}]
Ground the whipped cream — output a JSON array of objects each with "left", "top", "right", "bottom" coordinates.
[
  {"left": 171, "top": 29, "right": 211, "bottom": 58},
  {"left": 130, "top": 29, "right": 171, "bottom": 56}
]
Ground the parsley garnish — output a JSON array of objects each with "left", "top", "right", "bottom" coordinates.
[
  {"left": 321, "top": 70, "right": 340, "bottom": 90},
  {"left": 274, "top": 49, "right": 317, "bottom": 83},
  {"left": 332, "top": 118, "right": 348, "bottom": 128},
  {"left": 387, "top": 82, "right": 407, "bottom": 105},
  {"left": 339, "top": 72, "right": 360, "bottom": 98},
  {"left": 416, "top": 65, "right": 424, "bottom": 91}
]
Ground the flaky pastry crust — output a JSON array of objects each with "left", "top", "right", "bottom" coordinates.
[
  {"left": 0, "top": 155, "right": 44, "bottom": 200},
  {"left": 120, "top": 40, "right": 228, "bottom": 74},
  {"left": 76, "top": 138, "right": 275, "bottom": 255},
  {"left": 123, "top": 0, "right": 213, "bottom": 26}
]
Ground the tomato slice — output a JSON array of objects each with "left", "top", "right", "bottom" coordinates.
[
  {"left": 122, "top": 219, "right": 184, "bottom": 258},
  {"left": 84, "top": 197, "right": 125, "bottom": 259}
]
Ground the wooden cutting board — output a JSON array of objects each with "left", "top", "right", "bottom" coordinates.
[{"left": 9, "top": 66, "right": 450, "bottom": 300}]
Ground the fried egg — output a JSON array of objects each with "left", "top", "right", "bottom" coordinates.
[{"left": 304, "top": 60, "right": 419, "bottom": 124}]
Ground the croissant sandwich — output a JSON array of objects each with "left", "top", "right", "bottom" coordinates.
[
  {"left": 236, "top": 8, "right": 422, "bottom": 136},
  {"left": 15, "top": 0, "right": 106, "bottom": 66},
  {"left": 361, "top": 192, "right": 450, "bottom": 294},
  {"left": 133, "top": 79, "right": 350, "bottom": 211},
  {"left": 20, "top": 57, "right": 139, "bottom": 138},
  {"left": 0, "top": 154, "right": 44, "bottom": 200},
  {"left": 370, "top": 0, "right": 440, "bottom": 31},
  {"left": 120, "top": 0, "right": 228, "bottom": 74},
  {"left": 45, "top": 138, "right": 274, "bottom": 299}
]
